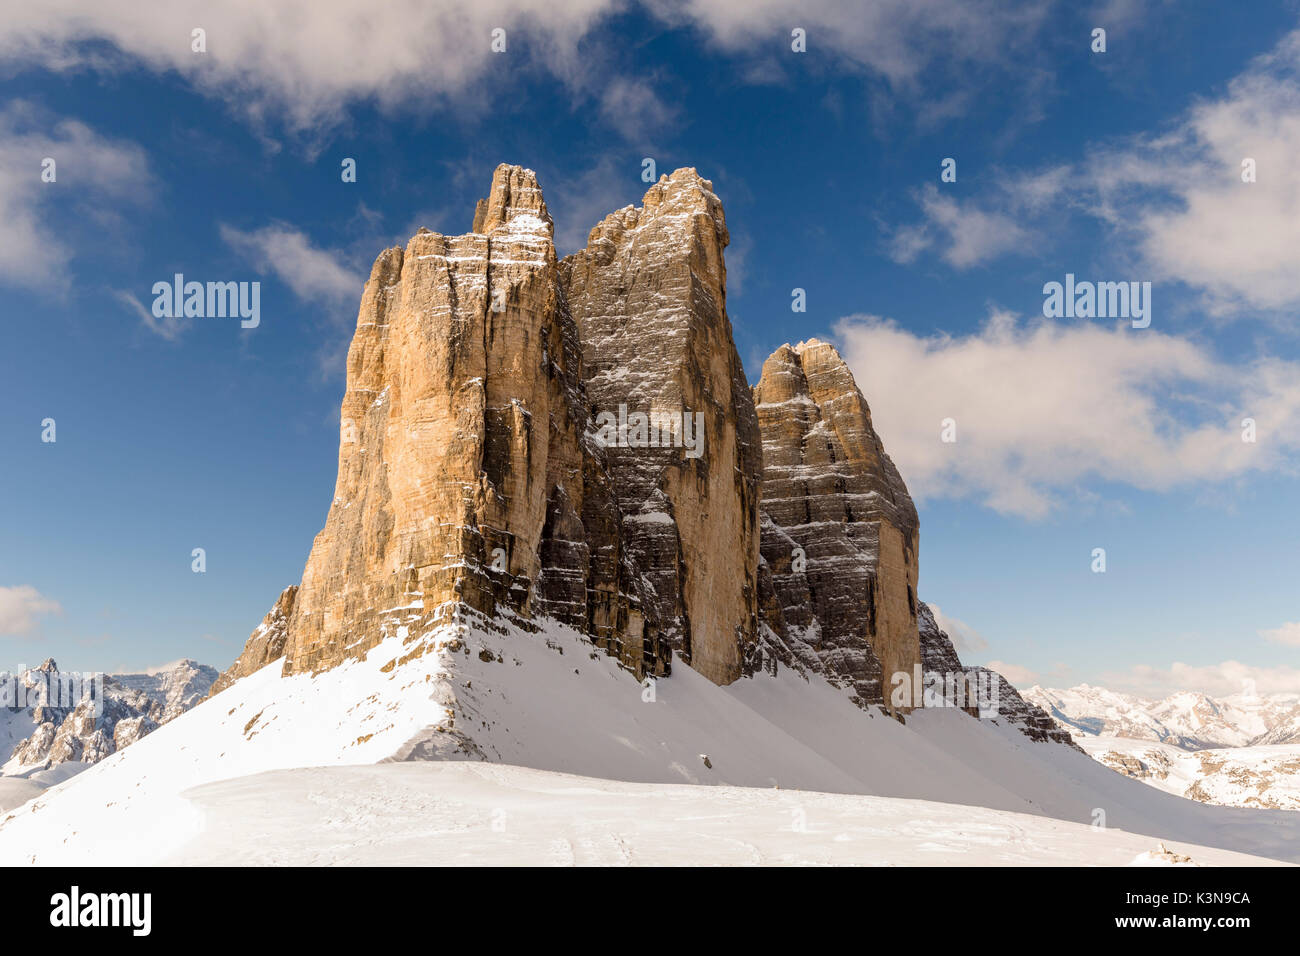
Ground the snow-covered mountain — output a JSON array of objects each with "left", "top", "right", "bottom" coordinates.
[
  {"left": 1, "top": 609, "right": 1297, "bottom": 865},
  {"left": 1021, "top": 683, "right": 1300, "bottom": 811},
  {"left": 1078, "top": 737, "right": 1300, "bottom": 811},
  {"left": 1023, "top": 683, "right": 1300, "bottom": 749},
  {"left": 0, "top": 658, "right": 216, "bottom": 777},
  {"left": 3, "top": 163, "right": 1293, "bottom": 867}
]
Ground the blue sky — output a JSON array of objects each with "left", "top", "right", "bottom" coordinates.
[{"left": 1, "top": 0, "right": 1298, "bottom": 697}]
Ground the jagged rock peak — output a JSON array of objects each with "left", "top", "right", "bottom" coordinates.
[
  {"left": 208, "top": 586, "right": 297, "bottom": 697},
  {"left": 579, "top": 167, "right": 728, "bottom": 257},
  {"left": 560, "top": 165, "right": 761, "bottom": 686},
  {"left": 754, "top": 338, "right": 920, "bottom": 715},
  {"left": 215, "top": 163, "right": 669, "bottom": 685},
  {"left": 917, "top": 603, "right": 1080, "bottom": 749},
  {"left": 756, "top": 338, "right": 917, "bottom": 536},
  {"left": 472, "top": 164, "right": 553, "bottom": 237}
]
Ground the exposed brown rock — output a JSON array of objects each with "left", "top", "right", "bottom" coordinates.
[
  {"left": 217, "top": 165, "right": 669, "bottom": 689},
  {"left": 209, "top": 162, "right": 1071, "bottom": 755},
  {"left": 559, "top": 169, "right": 763, "bottom": 685},
  {"left": 918, "top": 604, "right": 1080, "bottom": 747},
  {"left": 209, "top": 586, "right": 296, "bottom": 696},
  {"left": 754, "top": 339, "right": 921, "bottom": 714}
]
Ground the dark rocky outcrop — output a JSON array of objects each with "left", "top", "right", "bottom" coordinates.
[{"left": 754, "top": 339, "right": 921, "bottom": 716}]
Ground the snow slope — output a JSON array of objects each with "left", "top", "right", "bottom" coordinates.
[
  {"left": 2, "top": 612, "right": 1297, "bottom": 865},
  {"left": 164, "top": 763, "right": 1282, "bottom": 866}
]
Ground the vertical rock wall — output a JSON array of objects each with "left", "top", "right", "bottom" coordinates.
[
  {"left": 559, "top": 170, "right": 763, "bottom": 685},
  {"left": 754, "top": 339, "right": 922, "bottom": 715}
]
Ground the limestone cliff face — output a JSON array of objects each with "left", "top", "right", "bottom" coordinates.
[
  {"left": 559, "top": 169, "right": 762, "bottom": 685},
  {"left": 208, "top": 586, "right": 296, "bottom": 696},
  {"left": 754, "top": 339, "right": 921, "bottom": 715},
  {"left": 213, "top": 163, "right": 1061, "bottom": 752},
  {"left": 276, "top": 165, "right": 664, "bottom": 678}
]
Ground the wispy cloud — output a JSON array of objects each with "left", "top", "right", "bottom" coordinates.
[
  {"left": 597, "top": 77, "right": 678, "bottom": 142},
  {"left": 114, "top": 289, "right": 185, "bottom": 342},
  {"left": 0, "top": 1, "right": 627, "bottom": 136},
  {"left": 221, "top": 222, "right": 366, "bottom": 373},
  {"left": 0, "top": 101, "right": 150, "bottom": 288},
  {"left": 1260, "top": 621, "right": 1300, "bottom": 647},
  {"left": 0, "top": 585, "right": 62, "bottom": 637},
  {"left": 654, "top": 0, "right": 1048, "bottom": 85},
  {"left": 884, "top": 28, "right": 1300, "bottom": 316},
  {"left": 220, "top": 223, "right": 363, "bottom": 303},
  {"left": 0, "top": 1, "right": 1057, "bottom": 142},
  {"left": 887, "top": 184, "right": 1035, "bottom": 268},
  {"left": 928, "top": 604, "right": 990, "bottom": 654},
  {"left": 549, "top": 156, "right": 647, "bottom": 256},
  {"left": 983, "top": 659, "right": 1037, "bottom": 685},
  {"left": 1099, "top": 660, "right": 1300, "bottom": 698}
]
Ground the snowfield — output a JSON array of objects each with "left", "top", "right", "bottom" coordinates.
[
  {"left": 1, "top": 612, "right": 1297, "bottom": 866},
  {"left": 1077, "top": 736, "right": 1300, "bottom": 810},
  {"left": 166, "top": 763, "right": 1282, "bottom": 866}
]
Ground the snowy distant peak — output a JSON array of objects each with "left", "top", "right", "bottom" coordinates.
[
  {"left": 1, "top": 658, "right": 218, "bottom": 774},
  {"left": 1023, "top": 684, "right": 1300, "bottom": 749},
  {"left": 112, "top": 659, "right": 218, "bottom": 722}
]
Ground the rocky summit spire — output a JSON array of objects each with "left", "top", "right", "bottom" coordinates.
[
  {"left": 216, "top": 164, "right": 683, "bottom": 688},
  {"left": 209, "top": 160, "right": 1063, "bottom": 752},
  {"left": 560, "top": 169, "right": 764, "bottom": 686},
  {"left": 471, "top": 164, "right": 553, "bottom": 236},
  {"left": 754, "top": 338, "right": 922, "bottom": 715},
  {"left": 216, "top": 164, "right": 765, "bottom": 691}
]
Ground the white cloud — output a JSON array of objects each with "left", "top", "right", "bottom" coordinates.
[
  {"left": 888, "top": 184, "right": 1034, "bottom": 268},
  {"left": 221, "top": 223, "right": 367, "bottom": 373},
  {"left": 927, "top": 604, "right": 989, "bottom": 653},
  {"left": 1122, "top": 31, "right": 1300, "bottom": 313},
  {"left": 652, "top": 0, "right": 1046, "bottom": 85},
  {"left": 834, "top": 311, "right": 1300, "bottom": 517},
  {"left": 0, "top": 101, "right": 149, "bottom": 287},
  {"left": 0, "top": 2, "right": 1054, "bottom": 138},
  {"left": 0, "top": 1, "right": 622, "bottom": 135},
  {"left": 113, "top": 289, "right": 185, "bottom": 342},
  {"left": 1099, "top": 660, "right": 1300, "bottom": 698},
  {"left": 220, "top": 223, "right": 363, "bottom": 304},
  {"left": 0, "top": 586, "right": 62, "bottom": 637},
  {"left": 884, "top": 29, "right": 1300, "bottom": 315},
  {"left": 597, "top": 77, "right": 677, "bottom": 142},
  {"left": 982, "top": 659, "right": 1037, "bottom": 685},
  {"left": 1260, "top": 622, "right": 1300, "bottom": 647}
]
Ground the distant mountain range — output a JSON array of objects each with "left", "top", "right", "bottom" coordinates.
[
  {"left": 1022, "top": 683, "right": 1300, "bottom": 810},
  {"left": 1, "top": 658, "right": 217, "bottom": 778},
  {"left": 1022, "top": 684, "right": 1300, "bottom": 750}
]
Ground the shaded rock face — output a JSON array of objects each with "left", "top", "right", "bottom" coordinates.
[
  {"left": 918, "top": 604, "right": 1079, "bottom": 748},
  {"left": 754, "top": 339, "right": 921, "bottom": 715},
  {"left": 559, "top": 169, "right": 763, "bottom": 685}
]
